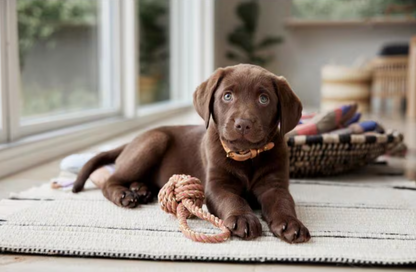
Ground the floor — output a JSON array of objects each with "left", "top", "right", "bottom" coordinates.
[{"left": 1, "top": 109, "right": 416, "bottom": 271}]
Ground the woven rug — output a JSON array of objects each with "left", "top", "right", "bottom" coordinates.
[{"left": 1, "top": 170, "right": 416, "bottom": 265}]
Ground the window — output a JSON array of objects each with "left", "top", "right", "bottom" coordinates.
[
  {"left": 0, "top": 0, "right": 214, "bottom": 177},
  {"left": 15, "top": 0, "right": 120, "bottom": 136},
  {"left": 137, "top": 0, "right": 170, "bottom": 106}
]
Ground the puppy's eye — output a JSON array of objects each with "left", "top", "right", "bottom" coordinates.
[
  {"left": 259, "top": 94, "right": 269, "bottom": 105},
  {"left": 223, "top": 92, "right": 233, "bottom": 102}
]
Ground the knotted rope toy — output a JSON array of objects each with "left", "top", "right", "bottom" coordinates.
[{"left": 158, "top": 174, "right": 231, "bottom": 243}]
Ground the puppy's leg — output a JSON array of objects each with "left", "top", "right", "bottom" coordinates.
[
  {"left": 102, "top": 130, "right": 169, "bottom": 208},
  {"left": 205, "top": 176, "right": 262, "bottom": 240},
  {"left": 254, "top": 183, "right": 310, "bottom": 244}
]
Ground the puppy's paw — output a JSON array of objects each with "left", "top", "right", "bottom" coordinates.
[
  {"left": 270, "top": 216, "right": 311, "bottom": 244},
  {"left": 224, "top": 213, "right": 262, "bottom": 240},
  {"left": 118, "top": 190, "right": 139, "bottom": 208},
  {"left": 103, "top": 184, "right": 140, "bottom": 208},
  {"left": 129, "top": 182, "right": 153, "bottom": 204}
]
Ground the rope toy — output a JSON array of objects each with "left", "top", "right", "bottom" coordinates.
[{"left": 158, "top": 174, "right": 231, "bottom": 243}]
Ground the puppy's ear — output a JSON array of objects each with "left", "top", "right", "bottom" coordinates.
[
  {"left": 272, "top": 76, "right": 303, "bottom": 136},
  {"left": 193, "top": 68, "right": 225, "bottom": 128}
]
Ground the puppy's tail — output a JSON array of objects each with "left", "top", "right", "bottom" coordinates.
[{"left": 72, "top": 144, "right": 126, "bottom": 193}]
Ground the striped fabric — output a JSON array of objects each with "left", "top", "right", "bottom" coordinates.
[
  {"left": 289, "top": 104, "right": 359, "bottom": 136},
  {"left": 287, "top": 130, "right": 402, "bottom": 146}
]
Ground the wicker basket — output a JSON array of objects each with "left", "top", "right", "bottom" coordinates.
[{"left": 287, "top": 130, "right": 403, "bottom": 178}]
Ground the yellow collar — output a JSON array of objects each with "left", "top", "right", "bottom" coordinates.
[{"left": 220, "top": 140, "right": 275, "bottom": 162}]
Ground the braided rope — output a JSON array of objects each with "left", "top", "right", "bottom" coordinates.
[{"left": 158, "top": 174, "right": 231, "bottom": 243}]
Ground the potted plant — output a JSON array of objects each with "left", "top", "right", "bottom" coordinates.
[{"left": 226, "top": 0, "right": 283, "bottom": 67}]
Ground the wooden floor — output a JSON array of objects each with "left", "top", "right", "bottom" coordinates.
[{"left": 1, "top": 109, "right": 415, "bottom": 271}]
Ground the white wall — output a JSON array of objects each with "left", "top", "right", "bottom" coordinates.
[{"left": 215, "top": 0, "right": 416, "bottom": 108}]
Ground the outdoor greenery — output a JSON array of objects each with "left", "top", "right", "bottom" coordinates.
[
  {"left": 138, "top": 0, "right": 168, "bottom": 75},
  {"left": 226, "top": 0, "right": 283, "bottom": 67},
  {"left": 17, "top": 0, "right": 98, "bottom": 117},
  {"left": 18, "top": 0, "right": 171, "bottom": 114},
  {"left": 137, "top": 0, "right": 170, "bottom": 105},
  {"left": 18, "top": 0, "right": 97, "bottom": 69},
  {"left": 292, "top": 0, "right": 416, "bottom": 20},
  {"left": 21, "top": 84, "right": 99, "bottom": 118}
]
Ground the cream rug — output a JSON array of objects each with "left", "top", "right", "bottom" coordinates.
[{"left": 1, "top": 170, "right": 416, "bottom": 265}]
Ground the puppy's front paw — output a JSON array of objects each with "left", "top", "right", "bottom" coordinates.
[
  {"left": 270, "top": 216, "right": 310, "bottom": 244},
  {"left": 103, "top": 185, "right": 140, "bottom": 208},
  {"left": 129, "top": 182, "right": 153, "bottom": 204},
  {"left": 224, "top": 213, "right": 262, "bottom": 240},
  {"left": 118, "top": 190, "right": 140, "bottom": 208}
]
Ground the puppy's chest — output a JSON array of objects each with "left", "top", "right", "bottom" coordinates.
[{"left": 227, "top": 158, "right": 265, "bottom": 188}]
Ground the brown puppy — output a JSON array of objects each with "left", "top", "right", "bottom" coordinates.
[{"left": 72, "top": 64, "right": 310, "bottom": 243}]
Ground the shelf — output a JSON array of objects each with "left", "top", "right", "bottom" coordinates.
[{"left": 285, "top": 17, "right": 416, "bottom": 28}]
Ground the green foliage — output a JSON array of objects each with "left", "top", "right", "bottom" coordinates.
[
  {"left": 16, "top": 0, "right": 170, "bottom": 111},
  {"left": 138, "top": 0, "right": 168, "bottom": 75},
  {"left": 292, "top": 0, "right": 416, "bottom": 20},
  {"left": 226, "top": 0, "right": 283, "bottom": 67},
  {"left": 17, "top": 0, "right": 98, "bottom": 116},
  {"left": 17, "top": 0, "right": 97, "bottom": 68},
  {"left": 21, "top": 84, "right": 98, "bottom": 117}
]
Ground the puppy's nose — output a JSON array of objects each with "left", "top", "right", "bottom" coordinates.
[{"left": 234, "top": 118, "right": 253, "bottom": 135}]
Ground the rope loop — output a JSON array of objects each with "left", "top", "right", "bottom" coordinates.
[{"left": 158, "top": 174, "right": 230, "bottom": 243}]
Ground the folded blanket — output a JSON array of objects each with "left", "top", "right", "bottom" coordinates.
[
  {"left": 331, "top": 121, "right": 384, "bottom": 135},
  {"left": 288, "top": 104, "right": 359, "bottom": 136},
  {"left": 54, "top": 154, "right": 115, "bottom": 190}
]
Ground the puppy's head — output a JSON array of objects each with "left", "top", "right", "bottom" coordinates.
[{"left": 193, "top": 64, "right": 302, "bottom": 151}]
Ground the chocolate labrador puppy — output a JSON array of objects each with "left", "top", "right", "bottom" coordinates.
[{"left": 73, "top": 64, "right": 310, "bottom": 243}]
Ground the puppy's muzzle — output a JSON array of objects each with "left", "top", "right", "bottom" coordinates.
[{"left": 234, "top": 118, "right": 253, "bottom": 135}]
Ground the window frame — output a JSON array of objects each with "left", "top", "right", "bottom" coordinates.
[
  {"left": 0, "top": 1, "right": 8, "bottom": 143},
  {"left": 5, "top": 0, "right": 124, "bottom": 140},
  {"left": 2, "top": 0, "right": 215, "bottom": 141},
  {"left": 0, "top": 0, "right": 214, "bottom": 178},
  {"left": 2, "top": 0, "right": 20, "bottom": 142},
  {"left": 169, "top": 0, "right": 215, "bottom": 103}
]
